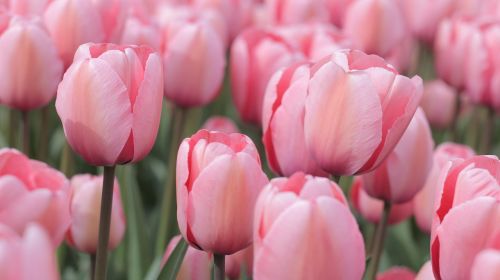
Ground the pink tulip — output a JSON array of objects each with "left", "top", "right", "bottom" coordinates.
[
  {"left": 343, "top": 0, "right": 407, "bottom": 57},
  {"left": 161, "top": 13, "right": 225, "bottom": 107},
  {"left": 56, "top": 43, "right": 163, "bottom": 166},
  {"left": 253, "top": 172, "right": 365, "bottom": 280},
  {"left": 265, "top": 0, "right": 329, "bottom": 26},
  {"left": 304, "top": 49, "right": 423, "bottom": 176},
  {"left": 9, "top": 0, "right": 52, "bottom": 16},
  {"left": 226, "top": 245, "right": 253, "bottom": 279},
  {"left": 202, "top": 116, "right": 239, "bottom": 134},
  {"left": 377, "top": 267, "right": 416, "bottom": 280},
  {"left": 66, "top": 174, "right": 125, "bottom": 253},
  {"left": 420, "top": 80, "right": 457, "bottom": 129},
  {"left": 176, "top": 130, "right": 269, "bottom": 254},
  {"left": 119, "top": 15, "right": 161, "bottom": 51},
  {"left": 0, "top": 16, "right": 63, "bottom": 111},
  {"left": 415, "top": 261, "right": 435, "bottom": 280},
  {"left": 90, "top": 0, "right": 127, "bottom": 42},
  {"left": 230, "top": 27, "right": 302, "bottom": 124},
  {"left": 262, "top": 63, "right": 326, "bottom": 176},
  {"left": 0, "top": 148, "right": 70, "bottom": 245},
  {"left": 453, "top": 0, "right": 500, "bottom": 19},
  {"left": 0, "top": 224, "right": 59, "bottom": 280},
  {"left": 351, "top": 177, "right": 413, "bottom": 225},
  {"left": 471, "top": 250, "right": 500, "bottom": 280},
  {"left": 385, "top": 34, "right": 417, "bottom": 74},
  {"left": 162, "top": 235, "right": 211, "bottom": 280},
  {"left": 325, "top": 0, "right": 353, "bottom": 27}
]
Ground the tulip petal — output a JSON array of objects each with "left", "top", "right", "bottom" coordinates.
[
  {"left": 22, "top": 225, "right": 59, "bottom": 280},
  {"left": 471, "top": 250, "right": 500, "bottom": 280}
]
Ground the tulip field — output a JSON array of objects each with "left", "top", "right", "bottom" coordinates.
[{"left": 1, "top": 0, "right": 500, "bottom": 280}]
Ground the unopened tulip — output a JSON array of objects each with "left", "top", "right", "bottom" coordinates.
[
  {"left": 351, "top": 177, "right": 413, "bottom": 225},
  {"left": 420, "top": 80, "right": 457, "bottom": 129},
  {"left": 304, "top": 49, "right": 423, "bottom": 176},
  {"left": 0, "top": 148, "right": 70, "bottom": 245},
  {"left": 56, "top": 43, "right": 163, "bottom": 166},
  {"left": 253, "top": 172, "right": 365, "bottom": 280},
  {"left": 471, "top": 250, "right": 500, "bottom": 280},
  {"left": 231, "top": 28, "right": 302, "bottom": 124},
  {"left": 90, "top": 0, "right": 127, "bottom": 42},
  {"left": 414, "top": 142, "right": 475, "bottom": 233},
  {"left": 377, "top": 267, "right": 416, "bottom": 280},
  {"left": 325, "top": 0, "right": 353, "bottom": 27},
  {"left": 120, "top": 15, "right": 161, "bottom": 51},
  {"left": 0, "top": 224, "right": 59, "bottom": 280},
  {"left": 262, "top": 63, "right": 326, "bottom": 176},
  {"left": 265, "top": 0, "right": 329, "bottom": 26},
  {"left": 415, "top": 261, "right": 435, "bottom": 280},
  {"left": 177, "top": 130, "right": 269, "bottom": 254},
  {"left": 66, "top": 174, "right": 125, "bottom": 253},
  {"left": 162, "top": 235, "right": 211, "bottom": 280},
  {"left": 0, "top": 17, "right": 63, "bottom": 111},
  {"left": 202, "top": 116, "right": 239, "bottom": 134},
  {"left": 385, "top": 34, "right": 417, "bottom": 74},
  {"left": 226, "top": 246, "right": 253, "bottom": 279}
]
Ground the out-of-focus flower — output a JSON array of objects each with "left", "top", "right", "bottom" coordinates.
[
  {"left": 416, "top": 261, "right": 435, "bottom": 280},
  {"left": 202, "top": 116, "right": 239, "bottom": 134},
  {"left": 162, "top": 235, "right": 211, "bottom": 280},
  {"left": 225, "top": 245, "right": 253, "bottom": 279},
  {"left": 377, "top": 267, "right": 416, "bottom": 280},
  {"left": 420, "top": 80, "right": 457, "bottom": 129},
  {"left": 264, "top": 0, "right": 329, "bottom": 26}
]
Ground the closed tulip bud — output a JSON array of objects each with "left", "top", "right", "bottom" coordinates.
[
  {"left": 377, "top": 267, "right": 416, "bottom": 280},
  {"left": 0, "top": 224, "right": 59, "bottom": 280},
  {"left": 262, "top": 63, "right": 326, "bottom": 176},
  {"left": 56, "top": 43, "right": 163, "bottom": 166},
  {"left": 416, "top": 261, "right": 434, "bottom": 280},
  {"left": 0, "top": 16, "right": 63, "bottom": 111},
  {"left": 202, "top": 116, "right": 239, "bottom": 134},
  {"left": 225, "top": 246, "right": 253, "bottom": 279},
  {"left": 120, "top": 15, "right": 161, "bottom": 51},
  {"left": 304, "top": 49, "right": 423, "bottom": 176},
  {"left": 66, "top": 174, "right": 125, "bottom": 253},
  {"left": 231, "top": 28, "right": 302, "bottom": 124},
  {"left": 325, "top": 0, "right": 353, "bottom": 27},
  {"left": 162, "top": 235, "right": 212, "bottom": 280},
  {"left": 90, "top": 0, "right": 127, "bottom": 42},
  {"left": 359, "top": 108, "right": 434, "bottom": 203},
  {"left": 0, "top": 148, "right": 70, "bottom": 246},
  {"left": 265, "top": 0, "right": 329, "bottom": 26},
  {"left": 420, "top": 80, "right": 457, "bottom": 129},
  {"left": 351, "top": 177, "right": 413, "bottom": 225},
  {"left": 177, "top": 130, "right": 269, "bottom": 254},
  {"left": 471, "top": 250, "right": 500, "bottom": 280},
  {"left": 254, "top": 172, "right": 365, "bottom": 280}
]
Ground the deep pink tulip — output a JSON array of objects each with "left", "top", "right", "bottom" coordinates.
[
  {"left": 265, "top": 0, "right": 329, "bottom": 26},
  {"left": 0, "top": 224, "right": 59, "bottom": 280},
  {"left": 0, "top": 148, "right": 70, "bottom": 245},
  {"left": 416, "top": 261, "right": 435, "bottom": 280},
  {"left": 119, "top": 15, "right": 161, "bottom": 51},
  {"left": 377, "top": 267, "right": 416, "bottom": 280},
  {"left": 253, "top": 172, "right": 365, "bottom": 280},
  {"left": 351, "top": 177, "right": 413, "bottom": 225},
  {"left": 226, "top": 245, "right": 253, "bottom": 279},
  {"left": 414, "top": 142, "right": 475, "bottom": 233},
  {"left": 262, "top": 63, "right": 326, "bottom": 176},
  {"left": 0, "top": 16, "right": 63, "bottom": 111},
  {"left": 471, "top": 250, "right": 500, "bottom": 280},
  {"left": 230, "top": 28, "right": 302, "bottom": 124},
  {"left": 202, "top": 116, "right": 239, "bottom": 134},
  {"left": 162, "top": 235, "right": 211, "bottom": 280},
  {"left": 325, "top": 0, "right": 353, "bottom": 27},
  {"left": 343, "top": 0, "right": 407, "bottom": 57},
  {"left": 9, "top": 0, "right": 52, "bottom": 16},
  {"left": 66, "top": 174, "right": 125, "bottom": 253},
  {"left": 304, "top": 49, "right": 423, "bottom": 176},
  {"left": 176, "top": 130, "right": 269, "bottom": 255},
  {"left": 56, "top": 43, "right": 163, "bottom": 166},
  {"left": 161, "top": 13, "right": 225, "bottom": 107},
  {"left": 420, "top": 80, "right": 457, "bottom": 129}
]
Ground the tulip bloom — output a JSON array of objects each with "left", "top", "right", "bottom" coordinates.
[
  {"left": 0, "top": 17, "right": 63, "bottom": 111},
  {"left": 0, "top": 148, "right": 70, "bottom": 245},
  {"left": 325, "top": 0, "right": 353, "bottom": 27},
  {"left": 253, "top": 172, "right": 365, "bottom": 280},
  {"left": 304, "top": 49, "right": 423, "bottom": 176},
  {"left": 0, "top": 224, "right": 59, "bottom": 280},
  {"left": 202, "top": 116, "right": 239, "bottom": 134},
  {"left": 176, "top": 130, "right": 269, "bottom": 254},
  {"left": 66, "top": 174, "right": 125, "bottom": 253},
  {"left": 471, "top": 250, "right": 500, "bottom": 280},
  {"left": 420, "top": 80, "right": 457, "bottom": 129},
  {"left": 231, "top": 28, "right": 302, "bottom": 124},
  {"left": 120, "top": 15, "right": 161, "bottom": 51},
  {"left": 91, "top": 0, "right": 127, "bottom": 42},
  {"left": 265, "top": 0, "right": 329, "bottom": 26},
  {"left": 56, "top": 43, "right": 163, "bottom": 166},
  {"left": 262, "top": 63, "right": 326, "bottom": 176},
  {"left": 162, "top": 235, "right": 211, "bottom": 280},
  {"left": 377, "top": 267, "right": 416, "bottom": 280},
  {"left": 226, "top": 246, "right": 253, "bottom": 279}
]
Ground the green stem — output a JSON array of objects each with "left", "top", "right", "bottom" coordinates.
[
  {"left": 94, "top": 166, "right": 116, "bottom": 280},
  {"left": 38, "top": 106, "right": 50, "bottom": 161},
  {"left": 9, "top": 109, "right": 19, "bottom": 148},
  {"left": 365, "top": 202, "right": 392, "bottom": 280},
  {"left": 90, "top": 254, "right": 96, "bottom": 280},
  {"left": 479, "top": 108, "right": 495, "bottom": 154},
  {"left": 155, "top": 106, "right": 188, "bottom": 256},
  {"left": 60, "top": 141, "right": 74, "bottom": 177},
  {"left": 213, "top": 254, "right": 225, "bottom": 280},
  {"left": 449, "top": 95, "right": 462, "bottom": 142},
  {"left": 21, "top": 111, "right": 29, "bottom": 155},
  {"left": 331, "top": 175, "right": 341, "bottom": 184}
]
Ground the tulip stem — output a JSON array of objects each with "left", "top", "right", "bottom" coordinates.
[
  {"left": 60, "top": 141, "right": 74, "bottom": 177},
  {"left": 365, "top": 202, "right": 391, "bottom": 280},
  {"left": 213, "top": 254, "right": 225, "bottom": 280},
  {"left": 21, "top": 111, "right": 29, "bottom": 155},
  {"left": 94, "top": 165, "right": 116, "bottom": 280},
  {"left": 90, "top": 254, "right": 96, "bottom": 280},
  {"left": 449, "top": 95, "right": 462, "bottom": 142},
  {"left": 8, "top": 109, "right": 19, "bottom": 148},
  {"left": 38, "top": 106, "right": 50, "bottom": 161},
  {"left": 479, "top": 108, "right": 495, "bottom": 154}
]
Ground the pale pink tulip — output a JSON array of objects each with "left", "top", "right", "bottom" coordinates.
[
  {"left": 265, "top": 0, "right": 329, "bottom": 26},
  {"left": 0, "top": 148, "right": 70, "bottom": 245},
  {"left": 471, "top": 250, "right": 500, "bottom": 280},
  {"left": 0, "top": 16, "right": 63, "bottom": 111},
  {"left": 325, "top": 0, "right": 353, "bottom": 27},
  {"left": 253, "top": 172, "right": 365, "bottom": 280},
  {"left": 162, "top": 235, "right": 211, "bottom": 280},
  {"left": 56, "top": 43, "right": 163, "bottom": 166},
  {"left": 225, "top": 245, "right": 253, "bottom": 279},
  {"left": 453, "top": 0, "right": 500, "bottom": 19},
  {"left": 9, "top": 0, "right": 52, "bottom": 16},
  {"left": 351, "top": 177, "right": 413, "bottom": 225},
  {"left": 90, "top": 0, "right": 127, "bottom": 42},
  {"left": 377, "top": 267, "right": 416, "bottom": 280},
  {"left": 66, "top": 174, "right": 125, "bottom": 253},
  {"left": 0, "top": 224, "right": 59, "bottom": 280},
  {"left": 420, "top": 80, "right": 457, "bottom": 129},
  {"left": 304, "top": 49, "right": 423, "bottom": 176},
  {"left": 385, "top": 34, "right": 417, "bottom": 74},
  {"left": 176, "top": 130, "right": 269, "bottom": 254},
  {"left": 120, "top": 15, "right": 161, "bottom": 51},
  {"left": 415, "top": 261, "right": 435, "bottom": 280},
  {"left": 231, "top": 27, "right": 302, "bottom": 124},
  {"left": 262, "top": 63, "right": 326, "bottom": 176},
  {"left": 202, "top": 116, "right": 239, "bottom": 134}
]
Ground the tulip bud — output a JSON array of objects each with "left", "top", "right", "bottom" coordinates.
[
  {"left": 265, "top": 0, "right": 329, "bottom": 26},
  {"left": 420, "top": 80, "right": 457, "bottom": 129},
  {"left": 120, "top": 15, "right": 161, "bottom": 51},
  {"left": 202, "top": 116, "right": 239, "bottom": 134}
]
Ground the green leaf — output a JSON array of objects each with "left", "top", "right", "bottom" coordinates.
[{"left": 158, "top": 238, "right": 188, "bottom": 280}]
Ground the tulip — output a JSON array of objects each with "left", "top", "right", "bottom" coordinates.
[
  {"left": 162, "top": 235, "right": 211, "bottom": 280},
  {"left": 66, "top": 174, "right": 125, "bottom": 253},
  {"left": 471, "top": 250, "right": 500, "bottom": 280},
  {"left": 385, "top": 34, "right": 417, "bottom": 74},
  {"left": 226, "top": 246, "right": 253, "bottom": 279},
  {"left": 453, "top": 0, "right": 500, "bottom": 19},
  {"left": 56, "top": 43, "right": 163, "bottom": 166},
  {"left": 420, "top": 80, "right": 457, "bottom": 129},
  {"left": 9, "top": 0, "right": 52, "bottom": 16},
  {"left": 413, "top": 142, "right": 475, "bottom": 233},
  {"left": 90, "top": 0, "right": 127, "bottom": 43},
  {"left": 351, "top": 177, "right": 413, "bottom": 225},
  {"left": 325, "top": 0, "right": 353, "bottom": 27},
  {"left": 0, "top": 148, "right": 70, "bottom": 245},
  {"left": 119, "top": 15, "right": 161, "bottom": 51},
  {"left": 304, "top": 49, "right": 423, "bottom": 176},
  {"left": 265, "top": 0, "right": 329, "bottom": 26},
  {"left": 262, "top": 63, "right": 326, "bottom": 176},
  {"left": 416, "top": 261, "right": 435, "bottom": 280},
  {"left": 253, "top": 172, "right": 365, "bottom": 280},
  {"left": 0, "top": 16, "right": 63, "bottom": 111},
  {"left": 202, "top": 116, "right": 239, "bottom": 134},
  {"left": 231, "top": 28, "right": 302, "bottom": 124},
  {"left": 0, "top": 224, "right": 60, "bottom": 280},
  {"left": 176, "top": 130, "right": 269, "bottom": 255},
  {"left": 377, "top": 267, "right": 416, "bottom": 280}
]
